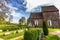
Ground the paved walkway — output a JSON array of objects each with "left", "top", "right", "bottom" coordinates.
[{"left": 49, "top": 30, "right": 60, "bottom": 37}]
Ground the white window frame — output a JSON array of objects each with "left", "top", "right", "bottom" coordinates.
[
  {"left": 28, "top": 23, "right": 32, "bottom": 27},
  {"left": 47, "top": 20, "right": 52, "bottom": 26},
  {"left": 34, "top": 20, "right": 38, "bottom": 26}
]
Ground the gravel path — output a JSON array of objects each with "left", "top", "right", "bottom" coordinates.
[
  {"left": 10, "top": 35, "right": 23, "bottom": 40},
  {"left": 10, "top": 30, "right": 24, "bottom": 40},
  {"left": 0, "top": 35, "right": 23, "bottom": 40},
  {"left": 49, "top": 30, "right": 60, "bottom": 37},
  {"left": 0, "top": 38, "right": 4, "bottom": 40}
]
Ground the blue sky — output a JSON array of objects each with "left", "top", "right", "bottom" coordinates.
[
  {"left": 5, "top": 0, "right": 30, "bottom": 23},
  {"left": 4, "top": 0, "right": 60, "bottom": 23}
]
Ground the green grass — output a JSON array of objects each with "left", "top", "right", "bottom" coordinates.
[
  {"left": 43, "top": 34, "right": 60, "bottom": 40},
  {"left": 29, "top": 28, "right": 60, "bottom": 32},
  {"left": 0, "top": 30, "right": 24, "bottom": 40},
  {"left": 0, "top": 27, "right": 60, "bottom": 40},
  {"left": 43, "top": 28, "right": 60, "bottom": 40},
  {"left": 16, "top": 37, "right": 24, "bottom": 40},
  {"left": 28, "top": 28, "right": 42, "bottom": 30},
  {"left": 48, "top": 28, "right": 60, "bottom": 32}
]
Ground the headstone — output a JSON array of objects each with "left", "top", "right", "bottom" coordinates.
[
  {"left": 5, "top": 32, "right": 10, "bottom": 36},
  {"left": 0, "top": 30, "right": 2, "bottom": 32}
]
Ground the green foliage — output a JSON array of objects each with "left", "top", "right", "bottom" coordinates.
[
  {"left": 0, "top": 31, "right": 24, "bottom": 40},
  {"left": 24, "top": 28, "right": 41, "bottom": 40},
  {"left": 16, "top": 37, "right": 24, "bottom": 40},
  {"left": 0, "top": 24, "right": 28, "bottom": 32},
  {"left": 48, "top": 28, "right": 60, "bottom": 32},
  {"left": 20, "top": 25, "right": 27, "bottom": 28},
  {"left": 0, "top": 26, "right": 20, "bottom": 32},
  {"left": 3, "top": 33, "right": 5, "bottom": 36},
  {"left": 19, "top": 17, "right": 26, "bottom": 25},
  {"left": 43, "top": 21, "right": 48, "bottom": 36},
  {"left": 16, "top": 30, "right": 18, "bottom": 33}
]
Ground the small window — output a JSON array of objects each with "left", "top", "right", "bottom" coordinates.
[
  {"left": 34, "top": 20, "right": 38, "bottom": 26},
  {"left": 47, "top": 20, "right": 52, "bottom": 26},
  {"left": 28, "top": 23, "right": 32, "bottom": 27}
]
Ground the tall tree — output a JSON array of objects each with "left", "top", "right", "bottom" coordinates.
[
  {"left": 19, "top": 17, "right": 26, "bottom": 25},
  {"left": 43, "top": 21, "right": 48, "bottom": 36}
]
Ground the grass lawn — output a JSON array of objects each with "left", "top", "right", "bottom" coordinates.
[
  {"left": 28, "top": 28, "right": 42, "bottom": 30},
  {"left": 43, "top": 34, "right": 60, "bottom": 40},
  {"left": 48, "top": 28, "right": 60, "bottom": 32},
  {"left": 16, "top": 37, "right": 24, "bottom": 40},
  {"left": 43, "top": 28, "right": 60, "bottom": 40},
  {"left": 0, "top": 28, "right": 60, "bottom": 40},
  {"left": 29, "top": 28, "right": 60, "bottom": 32}
]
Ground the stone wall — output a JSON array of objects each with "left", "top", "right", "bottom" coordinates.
[
  {"left": 43, "top": 11, "right": 59, "bottom": 27},
  {"left": 27, "top": 18, "right": 43, "bottom": 27}
]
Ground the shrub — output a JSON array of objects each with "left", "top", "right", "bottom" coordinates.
[
  {"left": 3, "top": 29, "right": 7, "bottom": 32},
  {"left": 24, "top": 29, "right": 41, "bottom": 40},
  {"left": 3, "top": 33, "right": 5, "bottom": 36},
  {"left": 0, "top": 26, "right": 20, "bottom": 31},
  {"left": 16, "top": 30, "right": 18, "bottom": 33},
  {"left": 42, "top": 21, "right": 48, "bottom": 36}
]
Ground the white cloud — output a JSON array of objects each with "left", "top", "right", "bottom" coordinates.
[
  {"left": 5, "top": 1, "right": 18, "bottom": 10},
  {"left": 26, "top": 0, "right": 54, "bottom": 11},
  {"left": 6, "top": 10, "right": 24, "bottom": 23},
  {"left": 8, "top": 5, "right": 18, "bottom": 10},
  {"left": 54, "top": 0, "right": 60, "bottom": 15},
  {"left": 5, "top": 3, "right": 23, "bottom": 17},
  {"left": 10, "top": 9, "right": 24, "bottom": 23},
  {"left": 11, "top": 10, "right": 24, "bottom": 17},
  {"left": 4, "top": 4, "right": 24, "bottom": 23},
  {"left": 11, "top": 17, "right": 19, "bottom": 24}
]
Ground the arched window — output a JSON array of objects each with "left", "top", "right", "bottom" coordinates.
[
  {"left": 47, "top": 20, "right": 52, "bottom": 26},
  {"left": 28, "top": 23, "right": 32, "bottom": 27},
  {"left": 34, "top": 20, "right": 38, "bottom": 26}
]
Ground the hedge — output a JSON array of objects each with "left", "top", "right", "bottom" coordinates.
[
  {"left": 0, "top": 26, "right": 20, "bottom": 32},
  {"left": 24, "top": 28, "right": 41, "bottom": 40}
]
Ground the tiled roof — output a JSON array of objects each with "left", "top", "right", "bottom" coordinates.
[
  {"left": 28, "top": 5, "right": 59, "bottom": 19},
  {"left": 42, "top": 5, "right": 58, "bottom": 12},
  {"left": 29, "top": 12, "right": 43, "bottom": 19}
]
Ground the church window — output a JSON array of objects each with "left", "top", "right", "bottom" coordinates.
[
  {"left": 34, "top": 20, "right": 38, "bottom": 26},
  {"left": 47, "top": 20, "right": 52, "bottom": 26}
]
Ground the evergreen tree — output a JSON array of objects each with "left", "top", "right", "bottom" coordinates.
[{"left": 42, "top": 21, "right": 48, "bottom": 36}]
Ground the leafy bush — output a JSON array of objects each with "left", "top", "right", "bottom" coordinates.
[
  {"left": 0, "top": 26, "right": 21, "bottom": 31},
  {"left": 3, "top": 29, "right": 7, "bottom": 32},
  {"left": 0, "top": 31, "right": 24, "bottom": 40},
  {"left": 16, "top": 30, "right": 18, "bottom": 33},
  {"left": 24, "top": 28, "right": 41, "bottom": 40},
  {"left": 3, "top": 33, "right": 5, "bottom": 36},
  {"left": 43, "top": 21, "right": 48, "bottom": 36}
]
